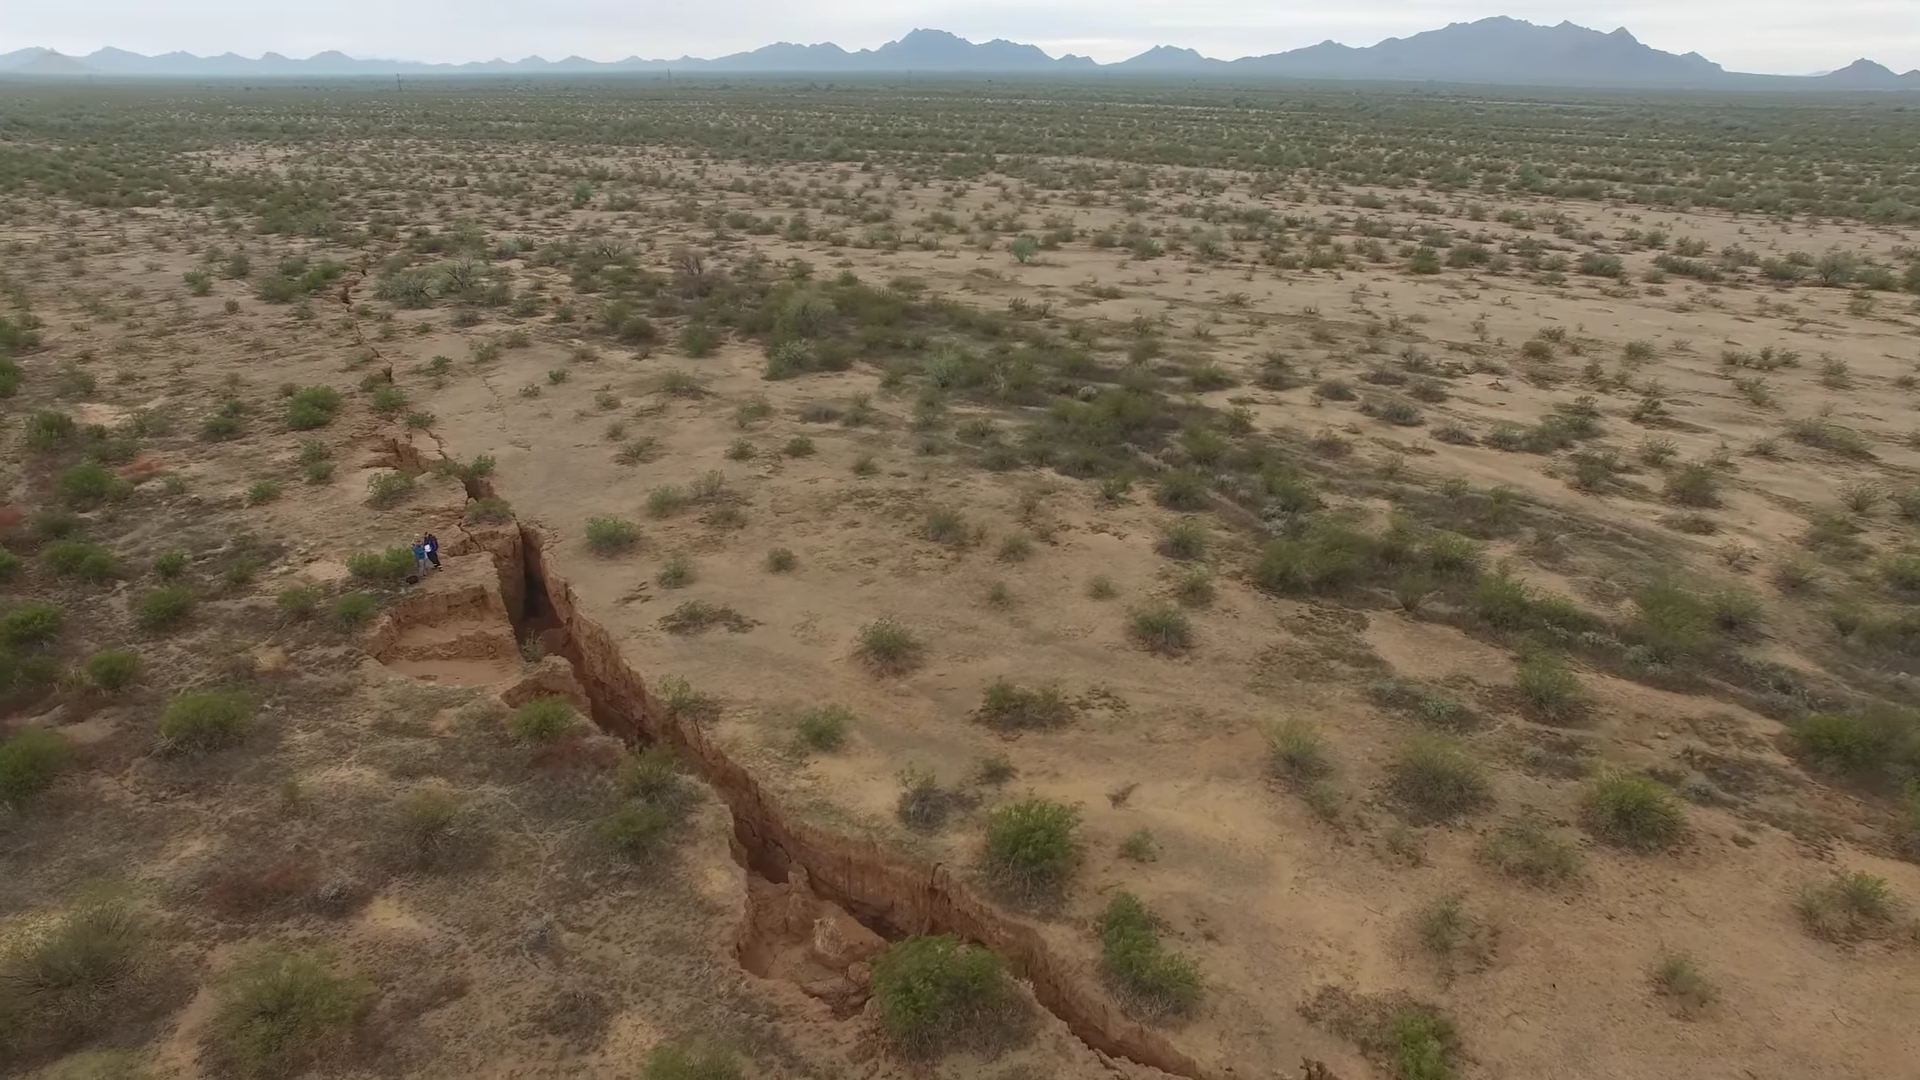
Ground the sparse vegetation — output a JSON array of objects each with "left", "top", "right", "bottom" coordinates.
[
  {"left": 982, "top": 798, "right": 1081, "bottom": 904},
  {"left": 1583, "top": 772, "right": 1685, "bottom": 852}
]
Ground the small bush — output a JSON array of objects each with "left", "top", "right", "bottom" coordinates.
[
  {"left": 797, "top": 705, "right": 852, "bottom": 750},
  {"left": 923, "top": 508, "right": 967, "bottom": 545},
  {"left": 1266, "top": 718, "right": 1331, "bottom": 780},
  {"left": 245, "top": 480, "right": 281, "bottom": 506},
  {"left": 155, "top": 688, "right": 256, "bottom": 753},
  {"left": 855, "top": 618, "right": 921, "bottom": 675},
  {"left": 364, "top": 471, "right": 414, "bottom": 508},
  {"left": 82, "top": 648, "right": 141, "bottom": 692},
  {"left": 332, "top": 592, "right": 378, "bottom": 627},
  {"left": 982, "top": 798, "right": 1081, "bottom": 903},
  {"left": 1796, "top": 871, "right": 1898, "bottom": 942},
  {"left": 56, "top": 461, "right": 125, "bottom": 506},
  {"left": 1582, "top": 772, "right": 1685, "bottom": 852},
  {"left": 42, "top": 539, "right": 118, "bottom": 582},
  {"left": 465, "top": 496, "right": 513, "bottom": 524},
  {"left": 1388, "top": 1007, "right": 1459, "bottom": 1080},
  {"left": 135, "top": 586, "right": 195, "bottom": 630},
  {"left": 765, "top": 547, "right": 798, "bottom": 572},
  {"left": 2, "top": 600, "right": 65, "bottom": 646},
  {"left": 344, "top": 546, "right": 415, "bottom": 582},
  {"left": 1663, "top": 464, "right": 1721, "bottom": 507},
  {"left": 868, "top": 935, "right": 1014, "bottom": 1055},
  {"left": 0, "top": 726, "right": 73, "bottom": 807},
  {"left": 1515, "top": 651, "right": 1583, "bottom": 722},
  {"left": 1477, "top": 816, "right": 1581, "bottom": 885},
  {"left": 509, "top": 696, "right": 577, "bottom": 743},
  {"left": 1157, "top": 517, "right": 1207, "bottom": 561},
  {"left": 1128, "top": 604, "right": 1192, "bottom": 654},
  {"left": 1652, "top": 952, "right": 1716, "bottom": 1016},
  {"left": 207, "top": 947, "right": 374, "bottom": 1079},
  {"left": 1098, "top": 893, "right": 1203, "bottom": 1020},
  {"left": 1156, "top": 470, "right": 1209, "bottom": 510},
  {"left": 975, "top": 679, "right": 1072, "bottom": 730},
  {"left": 0, "top": 902, "right": 150, "bottom": 1053},
  {"left": 1387, "top": 736, "right": 1491, "bottom": 823},
  {"left": 640, "top": 1042, "right": 743, "bottom": 1080},
  {"left": 584, "top": 516, "right": 640, "bottom": 555},
  {"left": 284, "top": 385, "right": 343, "bottom": 430}
]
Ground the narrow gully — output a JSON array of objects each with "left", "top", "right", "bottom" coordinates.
[
  {"left": 456, "top": 517, "right": 1210, "bottom": 1080},
  {"left": 400, "top": 435, "right": 1213, "bottom": 1078}
]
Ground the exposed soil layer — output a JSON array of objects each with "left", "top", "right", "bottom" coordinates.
[{"left": 381, "top": 505, "right": 1208, "bottom": 1080}]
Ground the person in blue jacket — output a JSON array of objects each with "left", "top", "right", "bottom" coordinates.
[{"left": 410, "top": 540, "right": 428, "bottom": 579}]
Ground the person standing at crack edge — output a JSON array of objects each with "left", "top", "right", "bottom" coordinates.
[
  {"left": 422, "top": 533, "right": 442, "bottom": 570},
  {"left": 411, "top": 539, "right": 429, "bottom": 581}
]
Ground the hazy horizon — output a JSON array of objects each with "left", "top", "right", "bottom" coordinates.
[{"left": 5, "top": 3, "right": 1919, "bottom": 75}]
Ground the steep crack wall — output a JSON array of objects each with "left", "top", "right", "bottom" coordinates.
[
  {"left": 394, "top": 432, "right": 1211, "bottom": 1078},
  {"left": 489, "top": 523, "right": 1208, "bottom": 1080}
]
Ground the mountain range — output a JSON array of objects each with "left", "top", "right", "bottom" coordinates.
[{"left": 3, "top": 20, "right": 1918, "bottom": 90}]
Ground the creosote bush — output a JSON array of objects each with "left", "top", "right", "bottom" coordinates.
[
  {"left": 855, "top": 618, "right": 921, "bottom": 675},
  {"left": 868, "top": 934, "right": 1014, "bottom": 1055},
  {"left": 1387, "top": 736, "right": 1491, "bottom": 823},
  {"left": 982, "top": 798, "right": 1080, "bottom": 904},
  {"left": 797, "top": 704, "right": 852, "bottom": 750},
  {"left": 1129, "top": 604, "right": 1192, "bottom": 654},
  {"left": 509, "top": 696, "right": 577, "bottom": 743},
  {"left": 207, "top": 947, "right": 374, "bottom": 1079},
  {"left": 82, "top": 648, "right": 141, "bottom": 692},
  {"left": 1098, "top": 892, "right": 1203, "bottom": 1021},
  {"left": 1477, "top": 816, "right": 1581, "bottom": 885},
  {"left": 640, "top": 1042, "right": 743, "bottom": 1080},
  {"left": 584, "top": 516, "right": 640, "bottom": 555},
  {"left": 0, "top": 901, "right": 151, "bottom": 1058},
  {"left": 975, "top": 679, "right": 1072, "bottom": 730},
  {"left": 345, "top": 547, "right": 415, "bottom": 582},
  {"left": 0, "top": 726, "right": 73, "bottom": 807},
  {"left": 155, "top": 688, "right": 256, "bottom": 753},
  {"left": 134, "top": 587, "right": 195, "bottom": 631},
  {"left": 1582, "top": 772, "right": 1685, "bottom": 851},
  {"left": 1795, "top": 870, "right": 1899, "bottom": 941}
]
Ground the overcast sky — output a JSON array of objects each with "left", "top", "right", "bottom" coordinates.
[{"left": 8, "top": 1, "right": 1918, "bottom": 74}]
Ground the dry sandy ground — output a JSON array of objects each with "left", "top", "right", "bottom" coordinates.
[{"left": 5, "top": 141, "right": 1920, "bottom": 1080}]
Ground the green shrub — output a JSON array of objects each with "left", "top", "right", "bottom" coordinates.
[
  {"left": 1582, "top": 772, "right": 1685, "bottom": 851},
  {"left": 923, "top": 508, "right": 967, "bottom": 545},
  {"left": 135, "top": 586, "right": 195, "bottom": 630},
  {"left": 975, "top": 679, "right": 1072, "bottom": 730},
  {"left": 1796, "top": 871, "right": 1898, "bottom": 941},
  {"left": 868, "top": 935, "right": 1013, "bottom": 1054},
  {"left": 1252, "top": 524, "right": 1374, "bottom": 595},
  {"left": 200, "top": 413, "right": 241, "bottom": 442},
  {"left": 509, "top": 696, "right": 577, "bottom": 743},
  {"left": 1515, "top": 651, "right": 1583, "bottom": 722},
  {"left": 1786, "top": 710, "right": 1917, "bottom": 774},
  {"left": 797, "top": 705, "right": 852, "bottom": 750},
  {"left": 364, "top": 471, "right": 414, "bottom": 508},
  {"left": 284, "top": 385, "right": 342, "bottom": 430},
  {"left": 465, "top": 496, "right": 513, "bottom": 524},
  {"left": 155, "top": 689, "right": 256, "bottom": 753},
  {"left": 153, "top": 551, "right": 188, "bottom": 578},
  {"left": 1266, "top": 719, "right": 1332, "bottom": 780},
  {"left": 855, "top": 618, "right": 921, "bottom": 675},
  {"left": 639, "top": 1042, "right": 742, "bottom": 1080},
  {"left": 0, "top": 902, "right": 150, "bottom": 1053},
  {"left": 42, "top": 539, "right": 118, "bottom": 582},
  {"left": 584, "top": 516, "right": 640, "bottom": 555},
  {"left": 0, "top": 726, "right": 73, "bottom": 807},
  {"left": 982, "top": 798, "right": 1080, "bottom": 902},
  {"left": 1652, "top": 952, "right": 1717, "bottom": 1015},
  {"left": 1128, "top": 604, "right": 1192, "bottom": 654},
  {"left": 332, "top": 592, "right": 378, "bottom": 627},
  {"left": 208, "top": 947, "right": 374, "bottom": 1078},
  {"left": 765, "top": 547, "right": 798, "bottom": 572},
  {"left": 26, "top": 409, "right": 76, "bottom": 451},
  {"left": 1477, "top": 816, "right": 1581, "bottom": 885},
  {"left": 1388, "top": 1007, "right": 1459, "bottom": 1080},
  {"left": 344, "top": 547, "right": 416, "bottom": 582},
  {"left": 1, "top": 601, "right": 64, "bottom": 646},
  {"left": 1156, "top": 470, "right": 1209, "bottom": 511},
  {"left": 82, "top": 648, "right": 141, "bottom": 692},
  {"left": 0, "top": 547, "right": 20, "bottom": 583},
  {"left": 595, "top": 803, "right": 678, "bottom": 863},
  {"left": 1634, "top": 581, "right": 1716, "bottom": 660},
  {"left": 276, "top": 585, "right": 321, "bottom": 620},
  {"left": 56, "top": 461, "right": 124, "bottom": 506},
  {"left": 1663, "top": 464, "right": 1721, "bottom": 507},
  {"left": 1387, "top": 736, "right": 1491, "bottom": 823},
  {"left": 1157, "top": 517, "right": 1207, "bottom": 560},
  {"left": 1097, "top": 893, "right": 1202, "bottom": 1020}
]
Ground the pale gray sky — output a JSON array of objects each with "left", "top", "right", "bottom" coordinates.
[{"left": 8, "top": 1, "right": 1918, "bottom": 74}]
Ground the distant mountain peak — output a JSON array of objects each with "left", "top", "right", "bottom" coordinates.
[{"left": 1, "top": 24, "right": 1913, "bottom": 90}]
